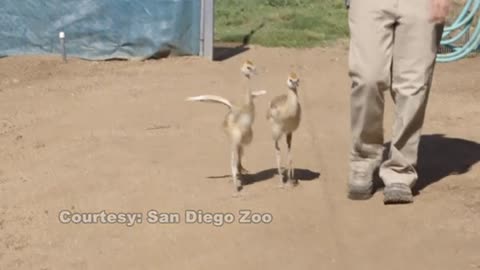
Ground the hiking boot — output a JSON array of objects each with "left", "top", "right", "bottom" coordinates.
[
  {"left": 383, "top": 183, "right": 413, "bottom": 204},
  {"left": 348, "top": 157, "right": 382, "bottom": 200},
  {"left": 348, "top": 170, "right": 374, "bottom": 200}
]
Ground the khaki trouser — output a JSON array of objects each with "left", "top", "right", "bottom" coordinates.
[{"left": 348, "top": 0, "right": 444, "bottom": 187}]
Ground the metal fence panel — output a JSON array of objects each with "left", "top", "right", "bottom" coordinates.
[{"left": 0, "top": 0, "right": 201, "bottom": 60}]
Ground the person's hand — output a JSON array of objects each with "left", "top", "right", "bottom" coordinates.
[{"left": 430, "top": 0, "right": 452, "bottom": 23}]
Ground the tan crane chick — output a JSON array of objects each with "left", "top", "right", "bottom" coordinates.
[
  {"left": 266, "top": 72, "right": 301, "bottom": 187},
  {"left": 186, "top": 61, "right": 266, "bottom": 195}
]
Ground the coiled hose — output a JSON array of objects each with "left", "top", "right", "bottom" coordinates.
[{"left": 436, "top": 0, "right": 480, "bottom": 62}]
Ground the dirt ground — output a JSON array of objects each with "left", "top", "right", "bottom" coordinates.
[{"left": 0, "top": 46, "right": 479, "bottom": 270}]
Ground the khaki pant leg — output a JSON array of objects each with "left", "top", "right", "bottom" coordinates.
[
  {"left": 379, "top": 0, "right": 444, "bottom": 187},
  {"left": 348, "top": 0, "right": 396, "bottom": 171}
]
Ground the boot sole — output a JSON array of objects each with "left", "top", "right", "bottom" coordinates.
[
  {"left": 348, "top": 183, "right": 373, "bottom": 200},
  {"left": 383, "top": 184, "right": 413, "bottom": 204}
]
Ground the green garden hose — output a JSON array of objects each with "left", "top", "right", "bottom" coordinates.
[{"left": 436, "top": 0, "right": 480, "bottom": 62}]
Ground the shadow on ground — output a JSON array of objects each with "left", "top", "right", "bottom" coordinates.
[
  {"left": 242, "top": 168, "right": 320, "bottom": 185},
  {"left": 213, "top": 22, "right": 265, "bottom": 61},
  {"left": 416, "top": 134, "right": 480, "bottom": 192},
  {"left": 213, "top": 45, "right": 249, "bottom": 61},
  {"left": 375, "top": 134, "right": 480, "bottom": 195},
  {"left": 207, "top": 168, "right": 320, "bottom": 186}
]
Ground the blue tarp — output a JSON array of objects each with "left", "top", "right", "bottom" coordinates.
[{"left": 0, "top": 0, "right": 201, "bottom": 60}]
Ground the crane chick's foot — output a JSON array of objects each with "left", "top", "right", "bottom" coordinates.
[
  {"left": 233, "top": 177, "right": 243, "bottom": 190},
  {"left": 276, "top": 176, "right": 286, "bottom": 189},
  {"left": 274, "top": 167, "right": 286, "bottom": 189},
  {"left": 232, "top": 186, "right": 245, "bottom": 198},
  {"left": 285, "top": 179, "right": 299, "bottom": 189},
  {"left": 238, "top": 164, "right": 249, "bottom": 174}
]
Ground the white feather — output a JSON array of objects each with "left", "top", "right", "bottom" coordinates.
[{"left": 185, "top": 95, "right": 232, "bottom": 109}]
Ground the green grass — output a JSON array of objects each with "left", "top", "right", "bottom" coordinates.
[{"left": 215, "top": 0, "right": 349, "bottom": 47}]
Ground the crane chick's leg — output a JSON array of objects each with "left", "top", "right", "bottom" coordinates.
[
  {"left": 275, "top": 140, "right": 284, "bottom": 187},
  {"left": 237, "top": 146, "right": 248, "bottom": 174},
  {"left": 286, "top": 133, "right": 297, "bottom": 187},
  {"left": 231, "top": 145, "right": 242, "bottom": 194}
]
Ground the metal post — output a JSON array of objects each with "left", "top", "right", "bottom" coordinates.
[
  {"left": 200, "top": 0, "right": 214, "bottom": 60},
  {"left": 59, "top": 31, "right": 67, "bottom": 62}
]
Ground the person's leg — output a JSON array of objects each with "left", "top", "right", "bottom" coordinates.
[
  {"left": 380, "top": 0, "right": 444, "bottom": 204},
  {"left": 347, "top": 0, "right": 397, "bottom": 199}
]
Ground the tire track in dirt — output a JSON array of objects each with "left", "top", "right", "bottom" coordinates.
[{"left": 296, "top": 63, "right": 350, "bottom": 269}]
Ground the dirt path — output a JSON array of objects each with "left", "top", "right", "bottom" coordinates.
[{"left": 0, "top": 47, "right": 479, "bottom": 270}]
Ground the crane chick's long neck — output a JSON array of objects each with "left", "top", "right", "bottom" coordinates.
[
  {"left": 244, "top": 76, "right": 253, "bottom": 105},
  {"left": 287, "top": 87, "right": 298, "bottom": 105}
]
